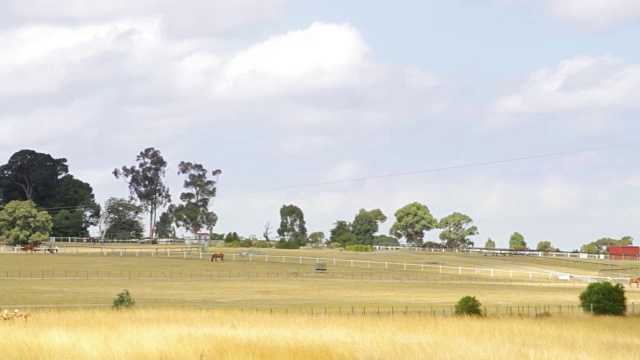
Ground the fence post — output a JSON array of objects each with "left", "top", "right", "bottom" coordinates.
[
  {"left": 300, "top": 257, "right": 302, "bottom": 265},
  {"left": 458, "top": 267, "right": 461, "bottom": 274}
]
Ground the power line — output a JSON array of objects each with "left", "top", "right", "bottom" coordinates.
[{"left": 219, "top": 141, "right": 640, "bottom": 198}]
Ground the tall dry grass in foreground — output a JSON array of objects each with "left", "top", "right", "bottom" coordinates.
[{"left": 1, "top": 308, "right": 639, "bottom": 360}]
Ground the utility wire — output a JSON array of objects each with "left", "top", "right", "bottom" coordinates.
[{"left": 219, "top": 141, "right": 640, "bottom": 198}]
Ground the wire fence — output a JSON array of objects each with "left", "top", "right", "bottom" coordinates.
[{"left": 0, "top": 245, "right": 633, "bottom": 284}]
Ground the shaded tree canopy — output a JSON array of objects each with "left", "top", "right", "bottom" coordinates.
[
  {"left": 154, "top": 211, "right": 176, "bottom": 238},
  {"left": 389, "top": 202, "right": 438, "bottom": 246},
  {"left": 277, "top": 204, "right": 307, "bottom": 245},
  {"left": 536, "top": 241, "right": 557, "bottom": 252},
  {"left": 352, "top": 209, "right": 380, "bottom": 245},
  {"left": 329, "top": 220, "right": 356, "bottom": 246},
  {"left": 172, "top": 162, "right": 221, "bottom": 236},
  {"left": 0, "top": 150, "right": 98, "bottom": 237},
  {"left": 0, "top": 200, "right": 53, "bottom": 245},
  {"left": 113, "top": 147, "right": 171, "bottom": 238},
  {"left": 438, "top": 212, "right": 478, "bottom": 248},
  {"left": 98, "top": 198, "right": 144, "bottom": 240},
  {"left": 308, "top": 231, "right": 325, "bottom": 244}
]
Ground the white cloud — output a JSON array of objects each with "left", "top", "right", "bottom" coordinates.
[
  {"left": 7, "top": 0, "right": 288, "bottom": 36},
  {"left": 547, "top": 0, "right": 640, "bottom": 30},
  {"left": 323, "top": 161, "right": 366, "bottom": 182},
  {"left": 491, "top": 56, "right": 640, "bottom": 124}
]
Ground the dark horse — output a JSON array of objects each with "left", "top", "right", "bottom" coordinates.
[{"left": 211, "top": 253, "right": 224, "bottom": 262}]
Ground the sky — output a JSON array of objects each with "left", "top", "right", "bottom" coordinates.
[{"left": 1, "top": 0, "right": 639, "bottom": 250}]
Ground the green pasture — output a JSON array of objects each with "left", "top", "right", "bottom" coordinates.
[{"left": 2, "top": 246, "right": 640, "bottom": 314}]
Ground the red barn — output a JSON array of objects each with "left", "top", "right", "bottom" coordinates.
[{"left": 609, "top": 245, "right": 640, "bottom": 260}]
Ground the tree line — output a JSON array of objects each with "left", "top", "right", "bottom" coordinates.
[{"left": 0, "top": 148, "right": 634, "bottom": 252}]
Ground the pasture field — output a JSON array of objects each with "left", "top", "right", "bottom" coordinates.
[{"left": 1, "top": 308, "right": 640, "bottom": 360}]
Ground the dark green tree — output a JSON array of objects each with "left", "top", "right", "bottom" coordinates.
[
  {"left": 352, "top": 209, "right": 379, "bottom": 245},
  {"left": 277, "top": 204, "right": 307, "bottom": 245},
  {"left": 509, "top": 232, "right": 527, "bottom": 250},
  {"left": 0, "top": 200, "right": 53, "bottom": 245},
  {"left": 154, "top": 211, "right": 176, "bottom": 238},
  {"left": 580, "top": 236, "right": 634, "bottom": 254},
  {"left": 454, "top": 296, "right": 483, "bottom": 317},
  {"left": 389, "top": 202, "right": 438, "bottom": 246},
  {"left": 329, "top": 220, "right": 355, "bottom": 245},
  {"left": 172, "top": 162, "right": 221, "bottom": 236},
  {"left": 98, "top": 198, "right": 144, "bottom": 240},
  {"left": 536, "top": 241, "right": 556, "bottom": 252},
  {"left": 579, "top": 282, "right": 626, "bottom": 316},
  {"left": 373, "top": 235, "right": 400, "bottom": 246},
  {"left": 0, "top": 150, "right": 99, "bottom": 236},
  {"left": 51, "top": 210, "right": 85, "bottom": 237},
  {"left": 438, "top": 212, "right": 478, "bottom": 248},
  {"left": 113, "top": 148, "right": 171, "bottom": 238}
]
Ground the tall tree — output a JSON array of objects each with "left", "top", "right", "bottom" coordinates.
[
  {"left": 485, "top": 238, "right": 496, "bottom": 249},
  {"left": 329, "top": 220, "right": 356, "bottom": 245},
  {"left": 263, "top": 222, "right": 273, "bottom": 241},
  {"left": 277, "top": 204, "right": 307, "bottom": 245},
  {"left": 0, "top": 200, "right": 53, "bottom": 245},
  {"left": 0, "top": 150, "right": 99, "bottom": 236},
  {"left": 172, "top": 162, "right": 221, "bottom": 236},
  {"left": 352, "top": 209, "right": 380, "bottom": 245},
  {"left": 154, "top": 211, "right": 176, "bottom": 238},
  {"left": 438, "top": 212, "right": 479, "bottom": 248},
  {"left": 509, "top": 232, "right": 527, "bottom": 250},
  {"left": 389, "top": 202, "right": 438, "bottom": 246},
  {"left": 113, "top": 148, "right": 171, "bottom": 238},
  {"left": 580, "top": 236, "right": 634, "bottom": 254},
  {"left": 0, "top": 150, "right": 68, "bottom": 204},
  {"left": 98, "top": 198, "right": 144, "bottom": 240}
]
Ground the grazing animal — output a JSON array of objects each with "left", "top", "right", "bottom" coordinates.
[
  {"left": 630, "top": 278, "right": 640, "bottom": 287},
  {"left": 47, "top": 248, "right": 59, "bottom": 254},
  {"left": 211, "top": 253, "right": 224, "bottom": 262},
  {"left": 20, "top": 245, "right": 38, "bottom": 253},
  {"left": 239, "top": 251, "right": 249, "bottom": 258}
]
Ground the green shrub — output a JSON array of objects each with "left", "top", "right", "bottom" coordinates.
[
  {"left": 344, "top": 245, "right": 373, "bottom": 252},
  {"left": 579, "top": 282, "right": 627, "bottom": 316},
  {"left": 328, "top": 242, "right": 342, "bottom": 249},
  {"left": 112, "top": 289, "right": 135, "bottom": 310},
  {"left": 252, "top": 241, "right": 274, "bottom": 248},
  {"left": 275, "top": 241, "right": 300, "bottom": 249},
  {"left": 151, "top": 239, "right": 158, "bottom": 245},
  {"left": 454, "top": 296, "right": 483, "bottom": 317},
  {"left": 239, "top": 239, "right": 252, "bottom": 247}
]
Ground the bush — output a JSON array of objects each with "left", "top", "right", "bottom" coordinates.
[
  {"left": 328, "top": 242, "right": 342, "bottom": 249},
  {"left": 275, "top": 241, "right": 300, "bottom": 249},
  {"left": 239, "top": 239, "right": 252, "bottom": 248},
  {"left": 252, "top": 241, "right": 274, "bottom": 248},
  {"left": 579, "top": 282, "right": 627, "bottom": 316},
  {"left": 344, "top": 245, "right": 373, "bottom": 252},
  {"left": 151, "top": 239, "right": 158, "bottom": 245},
  {"left": 454, "top": 296, "right": 483, "bottom": 317},
  {"left": 112, "top": 289, "right": 135, "bottom": 310}
]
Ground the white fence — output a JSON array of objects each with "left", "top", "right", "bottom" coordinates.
[
  {"left": 373, "top": 246, "right": 635, "bottom": 260},
  {"left": 1, "top": 245, "right": 631, "bottom": 284}
]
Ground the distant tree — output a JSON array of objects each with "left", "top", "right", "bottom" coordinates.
[
  {"left": 277, "top": 204, "right": 307, "bottom": 245},
  {"left": 389, "top": 202, "right": 438, "bottom": 246},
  {"left": 0, "top": 150, "right": 99, "bottom": 236},
  {"left": 0, "top": 200, "right": 53, "bottom": 245},
  {"left": 172, "top": 162, "right": 221, "bottom": 236},
  {"left": 366, "top": 209, "right": 387, "bottom": 224},
  {"left": 485, "top": 238, "right": 496, "bottom": 249},
  {"left": 263, "top": 222, "right": 273, "bottom": 241},
  {"left": 98, "top": 198, "right": 144, "bottom": 240},
  {"left": 536, "top": 241, "right": 556, "bottom": 252},
  {"left": 580, "top": 236, "right": 634, "bottom": 254},
  {"left": 438, "top": 212, "right": 478, "bottom": 248},
  {"left": 454, "top": 296, "right": 483, "bottom": 317},
  {"left": 579, "top": 282, "right": 626, "bottom": 316},
  {"left": 423, "top": 241, "right": 444, "bottom": 249},
  {"left": 352, "top": 209, "right": 379, "bottom": 245},
  {"left": 329, "top": 220, "right": 356, "bottom": 246},
  {"left": 509, "top": 232, "right": 527, "bottom": 250},
  {"left": 373, "top": 235, "right": 400, "bottom": 246},
  {"left": 224, "top": 232, "right": 241, "bottom": 243},
  {"left": 308, "top": 231, "right": 325, "bottom": 245},
  {"left": 51, "top": 210, "right": 84, "bottom": 237},
  {"left": 113, "top": 148, "right": 171, "bottom": 238},
  {"left": 154, "top": 211, "right": 176, "bottom": 238}
]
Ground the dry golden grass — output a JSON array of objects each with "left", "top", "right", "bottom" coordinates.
[{"left": 1, "top": 308, "right": 640, "bottom": 360}]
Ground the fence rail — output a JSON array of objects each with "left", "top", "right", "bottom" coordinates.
[{"left": 1, "top": 246, "right": 633, "bottom": 284}]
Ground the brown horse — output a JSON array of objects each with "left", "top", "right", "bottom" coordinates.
[
  {"left": 211, "top": 253, "right": 224, "bottom": 262},
  {"left": 20, "top": 245, "right": 38, "bottom": 253},
  {"left": 630, "top": 278, "right": 640, "bottom": 287}
]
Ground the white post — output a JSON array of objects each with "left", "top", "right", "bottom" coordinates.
[
  {"left": 300, "top": 257, "right": 302, "bottom": 264},
  {"left": 491, "top": 269, "right": 494, "bottom": 277},
  {"left": 350, "top": 260, "right": 353, "bottom": 267},
  {"left": 249, "top": 254, "right": 253, "bottom": 261},
  {"left": 439, "top": 266, "right": 442, "bottom": 274},
  {"left": 458, "top": 267, "right": 462, "bottom": 274}
]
